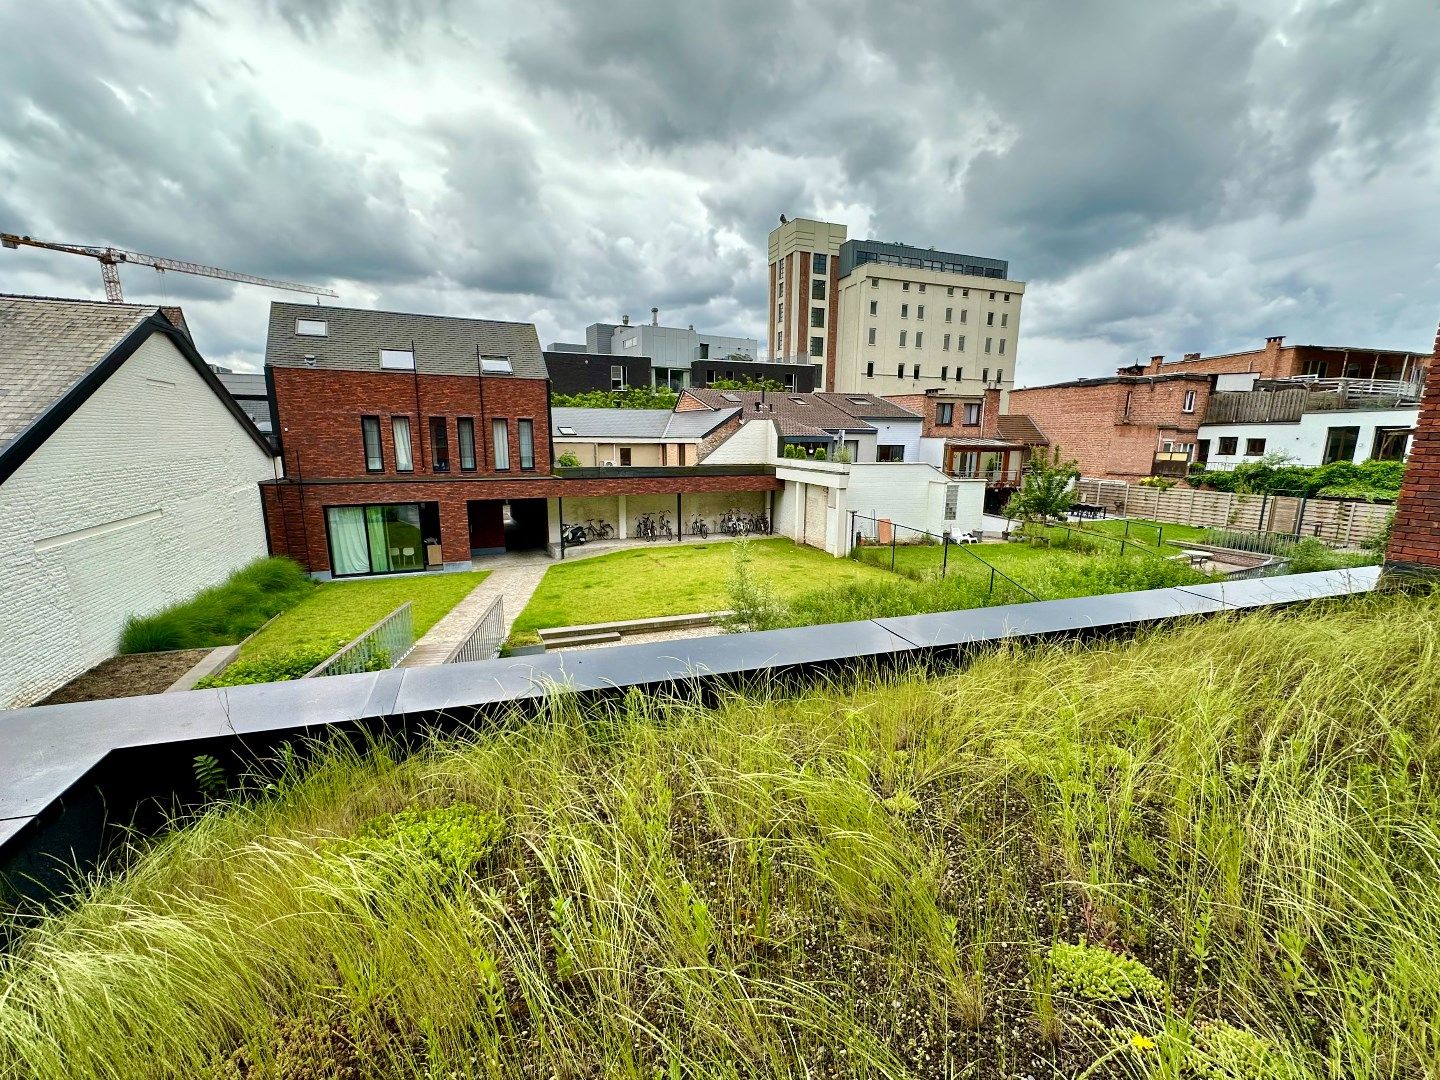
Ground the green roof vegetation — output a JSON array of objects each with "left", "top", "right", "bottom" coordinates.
[{"left": 3, "top": 590, "right": 1437, "bottom": 1077}]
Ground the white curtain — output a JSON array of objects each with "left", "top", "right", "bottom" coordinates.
[
  {"left": 327, "top": 507, "right": 371, "bottom": 576},
  {"left": 392, "top": 417, "right": 413, "bottom": 472}
]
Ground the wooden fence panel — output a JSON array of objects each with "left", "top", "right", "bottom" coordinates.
[{"left": 1074, "top": 478, "right": 1389, "bottom": 548}]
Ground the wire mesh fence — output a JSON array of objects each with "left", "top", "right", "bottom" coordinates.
[
  {"left": 303, "top": 602, "right": 415, "bottom": 679},
  {"left": 445, "top": 597, "right": 505, "bottom": 665}
]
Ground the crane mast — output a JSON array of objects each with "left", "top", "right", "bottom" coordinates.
[{"left": 1, "top": 233, "right": 338, "bottom": 302}]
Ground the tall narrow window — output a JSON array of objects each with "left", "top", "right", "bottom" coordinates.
[
  {"left": 429, "top": 417, "right": 449, "bottom": 472},
  {"left": 518, "top": 419, "right": 535, "bottom": 470},
  {"left": 492, "top": 419, "right": 510, "bottom": 470},
  {"left": 362, "top": 416, "right": 383, "bottom": 472},
  {"left": 391, "top": 416, "right": 413, "bottom": 472},
  {"left": 457, "top": 417, "right": 476, "bottom": 471}
]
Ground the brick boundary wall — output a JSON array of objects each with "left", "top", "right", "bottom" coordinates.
[{"left": 1384, "top": 320, "right": 1440, "bottom": 574}]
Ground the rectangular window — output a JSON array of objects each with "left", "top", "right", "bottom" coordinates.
[
  {"left": 866, "top": 362, "right": 875, "bottom": 378},
  {"left": 518, "top": 419, "right": 535, "bottom": 470},
  {"left": 915, "top": 332, "right": 923, "bottom": 348},
  {"left": 868, "top": 327, "right": 877, "bottom": 345},
  {"left": 912, "top": 364, "right": 920, "bottom": 379},
  {"left": 810, "top": 307, "right": 824, "bottom": 327},
  {"left": 937, "top": 402, "right": 954, "bottom": 425},
  {"left": 812, "top": 279, "right": 826, "bottom": 300},
  {"left": 812, "top": 252, "right": 827, "bottom": 275},
  {"left": 876, "top": 444, "right": 905, "bottom": 462},
  {"left": 1322, "top": 426, "right": 1358, "bottom": 464},
  {"left": 869, "top": 299, "right": 878, "bottom": 316},
  {"left": 1218, "top": 436, "right": 1238, "bottom": 455},
  {"left": 901, "top": 303, "right": 909, "bottom": 318},
  {"left": 810, "top": 335, "right": 824, "bottom": 356},
  {"left": 917, "top": 305, "right": 925, "bottom": 320},
  {"left": 429, "top": 417, "right": 449, "bottom": 472},
  {"left": 295, "top": 318, "right": 328, "bottom": 336},
  {"left": 1182, "top": 389, "right": 1197, "bottom": 413},
  {"left": 611, "top": 364, "right": 626, "bottom": 390},
  {"left": 326, "top": 503, "right": 426, "bottom": 577},
  {"left": 492, "top": 418, "right": 510, "bottom": 470},
  {"left": 391, "top": 416, "right": 413, "bottom": 472},
  {"left": 457, "top": 417, "right": 476, "bottom": 471},
  {"left": 964, "top": 403, "right": 981, "bottom": 425},
  {"left": 899, "top": 330, "right": 907, "bottom": 347},
  {"left": 380, "top": 349, "right": 415, "bottom": 370},
  {"left": 361, "top": 416, "right": 383, "bottom": 472},
  {"left": 1245, "top": 438, "right": 1267, "bottom": 457},
  {"left": 945, "top": 307, "right": 953, "bottom": 323}
]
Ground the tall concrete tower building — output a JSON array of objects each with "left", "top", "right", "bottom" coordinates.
[{"left": 767, "top": 216, "right": 1026, "bottom": 396}]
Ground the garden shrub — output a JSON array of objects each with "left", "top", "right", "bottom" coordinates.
[
  {"left": 194, "top": 639, "right": 386, "bottom": 688},
  {"left": 1047, "top": 939, "right": 1165, "bottom": 1002}
]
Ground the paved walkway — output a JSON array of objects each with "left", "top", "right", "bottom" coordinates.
[
  {"left": 400, "top": 553, "right": 550, "bottom": 667},
  {"left": 400, "top": 534, "right": 766, "bottom": 667}
]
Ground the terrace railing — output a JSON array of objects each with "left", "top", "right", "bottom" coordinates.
[
  {"left": 303, "top": 602, "right": 415, "bottom": 679},
  {"left": 444, "top": 597, "right": 505, "bottom": 665}
]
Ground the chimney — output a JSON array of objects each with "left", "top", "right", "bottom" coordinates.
[
  {"left": 621, "top": 314, "right": 630, "bottom": 326},
  {"left": 981, "top": 386, "right": 1002, "bottom": 437},
  {"left": 651, "top": 307, "right": 659, "bottom": 326},
  {"left": 158, "top": 305, "right": 190, "bottom": 336}
]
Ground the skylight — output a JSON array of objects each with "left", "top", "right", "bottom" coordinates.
[{"left": 481, "top": 355, "right": 513, "bottom": 374}]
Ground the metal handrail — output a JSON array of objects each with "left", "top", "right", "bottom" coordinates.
[
  {"left": 444, "top": 597, "right": 505, "bottom": 664},
  {"left": 303, "top": 602, "right": 415, "bottom": 678}
]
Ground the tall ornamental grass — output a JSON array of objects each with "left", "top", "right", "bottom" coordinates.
[{"left": 3, "top": 590, "right": 1438, "bottom": 1078}]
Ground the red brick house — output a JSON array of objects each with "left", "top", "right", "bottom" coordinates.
[
  {"left": 1005, "top": 374, "right": 1212, "bottom": 483},
  {"left": 261, "top": 303, "right": 779, "bottom": 576}
]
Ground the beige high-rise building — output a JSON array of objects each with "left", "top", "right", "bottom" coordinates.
[{"left": 767, "top": 218, "right": 1026, "bottom": 395}]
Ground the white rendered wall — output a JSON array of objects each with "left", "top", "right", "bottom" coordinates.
[{"left": 0, "top": 333, "right": 276, "bottom": 707}]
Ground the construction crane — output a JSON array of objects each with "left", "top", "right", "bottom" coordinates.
[{"left": 1, "top": 232, "right": 338, "bottom": 303}]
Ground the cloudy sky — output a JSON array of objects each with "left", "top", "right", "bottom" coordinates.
[{"left": 1, "top": 0, "right": 1437, "bottom": 385}]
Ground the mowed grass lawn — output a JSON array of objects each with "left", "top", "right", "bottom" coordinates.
[
  {"left": 240, "top": 571, "right": 490, "bottom": 659},
  {"left": 509, "top": 538, "right": 889, "bottom": 646}
]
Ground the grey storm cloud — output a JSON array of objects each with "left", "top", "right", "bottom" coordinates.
[{"left": 2, "top": 0, "right": 1437, "bottom": 380}]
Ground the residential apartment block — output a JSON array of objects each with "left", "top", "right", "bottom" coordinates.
[
  {"left": 1006, "top": 372, "right": 1213, "bottom": 483},
  {"left": 767, "top": 217, "right": 1026, "bottom": 396},
  {"left": 549, "top": 313, "right": 762, "bottom": 391}
]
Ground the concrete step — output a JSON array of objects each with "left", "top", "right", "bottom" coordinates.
[{"left": 542, "top": 630, "right": 623, "bottom": 648}]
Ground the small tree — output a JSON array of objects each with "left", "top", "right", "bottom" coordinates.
[{"left": 1004, "top": 446, "right": 1080, "bottom": 532}]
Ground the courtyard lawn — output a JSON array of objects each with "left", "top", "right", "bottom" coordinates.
[
  {"left": 239, "top": 571, "right": 491, "bottom": 660},
  {"left": 508, "top": 538, "right": 890, "bottom": 647}
]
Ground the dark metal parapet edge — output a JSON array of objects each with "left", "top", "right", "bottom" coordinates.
[{"left": 0, "top": 568, "right": 1380, "bottom": 905}]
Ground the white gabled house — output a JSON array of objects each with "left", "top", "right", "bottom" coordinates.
[{"left": 0, "top": 296, "right": 278, "bottom": 708}]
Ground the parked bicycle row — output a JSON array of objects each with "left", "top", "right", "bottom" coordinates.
[{"left": 559, "top": 509, "right": 771, "bottom": 544}]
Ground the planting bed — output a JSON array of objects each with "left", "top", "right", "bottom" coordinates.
[{"left": 3, "top": 590, "right": 1436, "bottom": 1077}]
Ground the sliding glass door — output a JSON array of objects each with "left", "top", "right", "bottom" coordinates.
[{"left": 326, "top": 503, "right": 427, "bottom": 577}]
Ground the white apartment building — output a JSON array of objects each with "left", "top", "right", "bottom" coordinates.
[{"left": 767, "top": 218, "right": 1026, "bottom": 396}]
